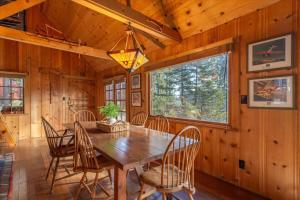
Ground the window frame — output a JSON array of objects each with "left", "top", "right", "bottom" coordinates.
[
  {"left": 0, "top": 75, "right": 25, "bottom": 115},
  {"left": 115, "top": 79, "right": 127, "bottom": 121},
  {"left": 104, "top": 76, "right": 127, "bottom": 121},
  {"left": 148, "top": 51, "right": 233, "bottom": 129}
]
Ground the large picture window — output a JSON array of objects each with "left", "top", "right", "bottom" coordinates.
[
  {"left": 0, "top": 77, "right": 24, "bottom": 114},
  {"left": 150, "top": 53, "right": 229, "bottom": 123}
]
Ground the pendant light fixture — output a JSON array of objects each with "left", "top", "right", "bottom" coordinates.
[{"left": 107, "top": 24, "right": 149, "bottom": 73}]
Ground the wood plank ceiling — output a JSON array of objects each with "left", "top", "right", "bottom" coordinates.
[{"left": 41, "top": 0, "right": 279, "bottom": 72}]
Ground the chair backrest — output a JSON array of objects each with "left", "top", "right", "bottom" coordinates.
[
  {"left": 74, "top": 110, "right": 96, "bottom": 122},
  {"left": 41, "top": 117, "right": 60, "bottom": 154},
  {"left": 131, "top": 112, "right": 148, "bottom": 126},
  {"left": 74, "top": 121, "right": 99, "bottom": 170},
  {"left": 161, "top": 126, "right": 201, "bottom": 189},
  {"left": 148, "top": 115, "right": 169, "bottom": 132}
]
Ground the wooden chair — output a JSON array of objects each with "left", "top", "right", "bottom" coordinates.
[
  {"left": 131, "top": 112, "right": 148, "bottom": 127},
  {"left": 147, "top": 115, "right": 169, "bottom": 133},
  {"left": 146, "top": 115, "right": 170, "bottom": 168},
  {"left": 41, "top": 117, "right": 76, "bottom": 193},
  {"left": 137, "top": 126, "right": 201, "bottom": 200},
  {"left": 74, "top": 110, "right": 96, "bottom": 122},
  {"left": 74, "top": 121, "right": 114, "bottom": 199}
]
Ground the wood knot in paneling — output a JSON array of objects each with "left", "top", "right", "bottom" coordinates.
[
  {"left": 273, "top": 140, "right": 278, "bottom": 144},
  {"left": 230, "top": 143, "right": 238, "bottom": 148},
  {"left": 286, "top": 14, "right": 293, "bottom": 19},
  {"left": 219, "top": 139, "right": 225, "bottom": 144}
]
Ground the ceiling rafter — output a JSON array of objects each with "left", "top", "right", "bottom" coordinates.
[
  {"left": 0, "top": 0, "right": 46, "bottom": 20},
  {"left": 134, "top": 29, "right": 166, "bottom": 49},
  {"left": 125, "top": 0, "right": 165, "bottom": 49},
  {"left": 160, "top": 0, "right": 177, "bottom": 30},
  {"left": 0, "top": 26, "right": 111, "bottom": 60},
  {"left": 70, "top": 0, "right": 182, "bottom": 42}
]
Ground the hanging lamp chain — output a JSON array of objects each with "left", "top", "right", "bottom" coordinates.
[{"left": 109, "top": 23, "right": 144, "bottom": 52}]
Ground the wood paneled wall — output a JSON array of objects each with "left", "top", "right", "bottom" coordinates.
[
  {"left": 0, "top": 7, "right": 97, "bottom": 139},
  {"left": 97, "top": 0, "right": 300, "bottom": 199}
]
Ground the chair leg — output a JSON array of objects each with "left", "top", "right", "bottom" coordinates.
[
  {"left": 137, "top": 182, "right": 145, "bottom": 200},
  {"left": 75, "top": 171, "right": 87, "bottom": 199},
  {"left": 46, "top": 157, "right": 54, "bottom": 180},
  {"left": 50, "top": 157, "right": 60, "bottom": 193},
  {"left": 108, "top": 169, "right": 113, "bottom": 185},
  {"left": 188, "top": 192, "right": 194, "bottom": 200},
  {"left": 166, "top": 194, "right": 173, "bottom": 200},
  {"left": 162, "top": 193, "right": 167, "bottom": 200},
  {"left": 91, "top": 172, "right": 99, "bottom": 199}
]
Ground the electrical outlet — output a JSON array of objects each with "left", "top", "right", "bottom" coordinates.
[{"left": 239, "top": 159, "right": 245, "bottom": 169}]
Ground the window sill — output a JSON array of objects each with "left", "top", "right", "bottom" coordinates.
[{"left": 149, "top": 115, "right": 238, "bottom": 131}]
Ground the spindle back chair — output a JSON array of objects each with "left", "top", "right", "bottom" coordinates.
[
  {"left": 74, "top": 121, "right": 98, "bottom": 170},
  {"left": 147, "top": 115, "right": 169, "bottom": 133},
  {"left": 74, "top": 121, "right": 114, "bottom": 199},
  {"left": 74, "top": 110, "right": 96, "bottom": 122},
  {"left": 42, "top": 117, "right": 76, "bottom": 193},
  {"left": 131, "top": 112, "right": 148, "bottom": 126},
  {"left": 138, "top": 126, "right": 201, "bottom": 200}
]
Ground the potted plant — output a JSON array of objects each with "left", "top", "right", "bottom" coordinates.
[{"left": 99, "top": 102, "right": 120, "bottom": 124}]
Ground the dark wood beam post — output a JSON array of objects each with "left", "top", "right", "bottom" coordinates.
[{"left": 71, "top": 0, "right": 182, "bottom": 42}]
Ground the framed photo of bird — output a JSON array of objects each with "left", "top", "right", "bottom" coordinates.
[{"left": 247, "top": 33, "right": 293, "bottom": 72}]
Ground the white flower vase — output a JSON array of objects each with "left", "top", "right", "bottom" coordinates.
[{"left": 108, "top": 117, "right": 117, "bottom": 124}]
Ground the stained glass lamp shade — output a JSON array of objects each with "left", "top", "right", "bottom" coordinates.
[{"left": 107, "top": 27, "right": 149, "bottom": 73}]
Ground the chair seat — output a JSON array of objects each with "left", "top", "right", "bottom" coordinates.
[
  {"left": 51, "top": 144, "right": 75, "bottom": 157},
  {"left": 77, "top": 154, "right": 115, "bottom": 172},
  {"left": 140, "top": 165, "right": 186, "bottom": 189}
]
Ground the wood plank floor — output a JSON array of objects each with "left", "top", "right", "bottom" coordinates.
[{"left": 1, "top": 139, "right": 268, "bottom": 200}]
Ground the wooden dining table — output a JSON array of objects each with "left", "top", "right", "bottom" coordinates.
[{"left": 64, "top": 121, "right": 177, "bottom": 200}]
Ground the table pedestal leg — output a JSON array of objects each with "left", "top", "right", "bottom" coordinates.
[{"left": 114, "top": 166, "right": 126, "bottom": 200}]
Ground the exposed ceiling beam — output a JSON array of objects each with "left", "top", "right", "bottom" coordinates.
[
  {"left": 125, "top": 0, "right": 165, "bottom": 49},
  {"left": 160, "top": 0, "right": 177, "bottom": 30},
  {"left": 0, "top": 26, "right": 111, "bottom": 60},
  {"left": 0, "top": 0, "right": 46, "bottom": 20},
  {"left": 71, "top": 0, "right": 182, "bottom": 42},
  {"left": 134, "top": 29, "right": 166, "bottom": 49}
]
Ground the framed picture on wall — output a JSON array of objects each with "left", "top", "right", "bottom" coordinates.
[
  {"left": 247, "top": 33, "right": 293, "bottom": 72},
  {"left": 248, "top": 75, "right": 295, "bottom": 109},
  {"left": 131, "top": 74, "right": 141, "bottom": 89},
  {"left": 131, "top": 92, "right": 142, "bottom": 107}
]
